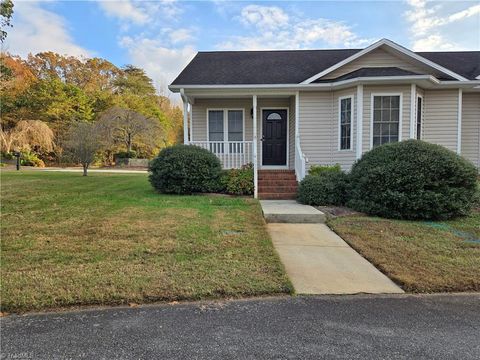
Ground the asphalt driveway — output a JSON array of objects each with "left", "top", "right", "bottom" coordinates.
[{"left": 1, "top": 294, "right": 479, "bottom": 359}]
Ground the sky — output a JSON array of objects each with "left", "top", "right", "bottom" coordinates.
[{"left": 3, "top": 0, "right": 480, "bottom": 95}]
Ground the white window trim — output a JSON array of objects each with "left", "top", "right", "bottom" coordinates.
[
  {"left": 416, "top": 94, "right": 424, "bottom": 140},
  {"left": 260, "top": 107, "right": 290, "bottom": 169},
  {"left": 370, "top": 92, "right": 403, "bottom": 149},
  {"left": 338, "top": 95, "right": 354, "bottom": 151},
  {"left": 206, "top": 108, "right": 245, "bottom": 143}
]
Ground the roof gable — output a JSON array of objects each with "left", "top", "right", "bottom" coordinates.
[{"left": 301, "top": 39, "right": 468, "bottom": 83}]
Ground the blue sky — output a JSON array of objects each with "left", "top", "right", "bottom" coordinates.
[{"left": 4, "top": 0, "right": 480, "bottom": 94}]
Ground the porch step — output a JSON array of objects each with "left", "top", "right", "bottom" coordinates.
[
  {"left": 260, "top": 200, "right": 325, "bottom": 223},
  {"left": 258, "top": 185, "right": 298, "bottom": 193},
  {"left": 259, "top": 193, "right": 297, "bottom": 200},
  {"left": 259, "top": 179, "right": 298, "bottom": 187},
  {"left": 258, "top": 170, "right": 298, "bottom": 200}
]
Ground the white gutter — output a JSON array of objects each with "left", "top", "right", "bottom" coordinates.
[{"left": 169, "top": 77, "right": 480, "bottom": 92}]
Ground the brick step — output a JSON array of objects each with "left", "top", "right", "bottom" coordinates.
[
  {"left": 258, "top": 193, "right": 297, "bottom": 200},
  {"left": 258, "top": 174, "right": 297, "bottom": 181},
  {"left": 258, "top": 180, "right": 298, "bottom": 186},
  {"left": 258, "top": 185, "right": 298, "bottom": 193}
]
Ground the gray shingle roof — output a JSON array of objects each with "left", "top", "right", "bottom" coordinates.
[
  {"left": 171, "top": 49, "right": 480, "bottom": 86},
  {"left": 313, "top": 67, "right": 423, "bottom": 83}
]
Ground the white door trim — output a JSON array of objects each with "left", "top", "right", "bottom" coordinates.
[{"left": 260, "top": 107, "right": 290, "bottom": 169}]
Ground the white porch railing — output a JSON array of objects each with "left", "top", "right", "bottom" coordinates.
[{"left": 190, "top": 141, "right": 253, "bottom": 169}]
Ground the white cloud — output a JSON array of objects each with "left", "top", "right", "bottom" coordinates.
[
  {"left": 120, "top": 36, "right": 196, "bottom": 95},
  {"left": 3, "top": 1, "right": 91, "bottom": 57},
  {"left": 96, "top": 0, "right": 183, "bottom": 26},
  {"left": 405, "top": 1, "right": 480, "bottom": 50},
  {"left": 412, "top": 34, "right": 455, "bottom": 51},
  {"left": 218, "top": 5, "right": 371, "bottom": 50},
  {"left": 168, "top": 28, "right": 193, "bottom": 44},
  {"left": 240, "top": 5, "right": 289, "bottom": 30},
  {"left": 98, "top": 0, "right": 149, "bottom": 25}
]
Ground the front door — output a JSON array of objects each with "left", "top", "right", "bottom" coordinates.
[{"left": 262, "top": 109, "right": 287, "bottom": 166}]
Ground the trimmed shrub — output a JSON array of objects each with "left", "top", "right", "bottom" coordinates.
[
  {"left": 149, "top": 145, "right": 222, "bottom": 194},
  {"left": 221, "top": 163, "right": 254, "bottom": 196},
  {"left": 20, "top": 152, "right": 45, "bottom": 167},
  {"left": 347, "top": 140, "right": 478, "bottom": 220},
  {"left": 308, "top": 164, "right": 342, "bottom": 176},
  {"left": 297, "top": 171, "right": 349, "bottom": 206},
  {"left": 114, "top": 150, "right": 137, "bottom": 159}
]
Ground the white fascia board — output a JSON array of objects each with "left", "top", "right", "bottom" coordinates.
[
  {"left": 299, "top": 38, "right": 468, "bottom": 84},
  {"left": 170, "top": 77, "right": 480, "bottom": 94}
]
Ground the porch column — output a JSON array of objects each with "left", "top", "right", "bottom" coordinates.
[
  {"left": 457, "top": 88, "right": 462, "bottom": 154},
  {"left": 410, "top": 84, "right": 416, "bottom": 139},
  {"left": 356, "top": 85, "right": 363, "bottom": 159},
  {"left": 181, "top": 88, "right": 189, "bottom": 144},
  {"left": 253, "top": 95, "right": 258, "bottom": 199}
]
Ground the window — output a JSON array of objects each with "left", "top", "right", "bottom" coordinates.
[
  {"left": 208, "top": 110, "right": 224, "bottom": 141},
  {"left": 267, "top": 112, "right": 282, "bottom": 120},
  {"left": 228, "top": 110, "right": 243, "bottom": 141},
  {"left": 339, "top": 96, "right": 353, "bottom": 150},
  {"left": 372, "top": 95, "right": 400, "bottom": 147},
  {"left": 228, "top": 110, "right": 243, "bottom": 153},
  {"left": 416, "top": 96, "right": 423, "bottom": 140},
  {"left": 208, "top": 109, "right": 244, "bottom": 153}
]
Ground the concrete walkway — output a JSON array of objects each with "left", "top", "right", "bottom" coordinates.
[
  {"left": 260, "top": 200, "right": 404, "bottom": 294},
  {"left": 267, "top": 223, "right": 404, "bottom": 294},
  {"left": 261, "top": 200, "right": 325, "bottom": 223}
]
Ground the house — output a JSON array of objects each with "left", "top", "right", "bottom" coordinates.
[{"left": 169, "top": 39, "right": 480, "bottom": 199}]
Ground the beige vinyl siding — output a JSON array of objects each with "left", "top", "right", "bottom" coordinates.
[
  {"left": 461, "top": 93, "right": 480, "bottom": 168},
  {"left": 298, "top": 88, "right": 356, "bottom": 171},
  {"left": 324, "top": 48, "right": 433, "bottom": 79},
  {"left": 423, "top": 90, "right": 459, "bottom": 152},
  {"left": 362, "top": 85, "right": 411, "bottom": 153}
]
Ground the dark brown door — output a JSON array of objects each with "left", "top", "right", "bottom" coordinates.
[{"left": 262, "top": 109, "right": 287, "bottom": 166}]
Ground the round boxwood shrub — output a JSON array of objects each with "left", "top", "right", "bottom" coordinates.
[
  {"left": 149, "top": 145, "right": 222, "bottom": 194},
  {"left": 297, "top": 171, "right": 349, "bottom": 206},
  {"left": 347, "top": 140, "right": 478, "bottom": 220},
  {"left": 220, "top": 163, "right": 254, "bottom": 196}
]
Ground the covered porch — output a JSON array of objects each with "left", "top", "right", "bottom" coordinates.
[{"left": 180, "top": 92, "right": 307, "bottom": 198}]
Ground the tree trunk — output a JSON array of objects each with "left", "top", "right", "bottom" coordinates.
[
  {"left": 127, "top": 133, "right": 132, "bottom": 153},
  {"left": 83, "top": 163, "right": 88, "bottom": 176}
]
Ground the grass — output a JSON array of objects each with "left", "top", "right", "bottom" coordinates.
[
  {"left": 329, "top": 210, "right": 480, "bottom": 293},
  {"left": 1, "top": 171, "right": 292, "bottom": 313}
]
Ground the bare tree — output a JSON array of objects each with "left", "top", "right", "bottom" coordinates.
[
  {"left": 96, "top": 106, "right": 161, "bottom": 154},
  {"left": 64, "top": 122, "right": 101, "bottom": 176},
  {"left": 0, "top": 120, "right": 55, "bottom": 153}
]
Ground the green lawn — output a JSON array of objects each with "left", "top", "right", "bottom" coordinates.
[
  {"left": 1, "top": 171, "right": 292, "bottom": 312},
  {"left": 329, "top": 210, "right": 480, "bottom": 293}
]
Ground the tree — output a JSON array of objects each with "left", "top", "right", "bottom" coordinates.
[
  {"left": 96, "top": 106, "right": 162, "bottom": 154},
  {"left": 64, "top": 122, "right": 101, "bottom": 176},
  {"left": 1, "top": 0, "right": 14, "bottom": 42},
  {"left": 114, "top": 65, "right": 156, "bottom": 96},
  {"left": 0, "top": 120, "right": 55, "bottom": 153}
]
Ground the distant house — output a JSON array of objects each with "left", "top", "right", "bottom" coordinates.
[{"left": 169, "top": 39, "right": 480, "bottom": 199}]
